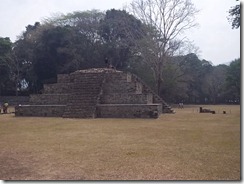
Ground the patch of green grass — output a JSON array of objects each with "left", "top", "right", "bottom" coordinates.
[{"left": 0, "top": 105, "right": 240, "bottom": 180}]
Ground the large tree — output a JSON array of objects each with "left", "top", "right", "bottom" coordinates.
[
  {"left": 14, "top": 22, "right": 50, "bottom": 93},
  {"left": 14, "top": 11, "right": 106, "bottom": 92},
  {"left": 44, "top": 10, "right": 107, "bottom": 70},
  {"left": 202, "top": 65, "right": 228, "bottom": 104},
  {"left": 0, "top": 37, "right": 12, "bottom": 95},
  {"left": 228, "top": 0, "right": 240, "bottom": 29},
  {"left": 127, "top": 0, "right": 199, "bottom": 95},
  {"left": 165, "top": 53, "right": 212, "bottom": 103},
  {"left": 99, "top": 9, "right": 145, "bottom": 69},
  {"left": 0, "top": 37, "right": 26, "bottom": 96},
  {"left": 225, "top": 58, "right": 240, "bottom": 103}
]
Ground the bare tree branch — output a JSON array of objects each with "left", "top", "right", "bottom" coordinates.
[{"left": 126, "top": 0, "right": 198, "bottom": 94}]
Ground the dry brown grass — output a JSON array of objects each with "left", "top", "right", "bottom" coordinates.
[{"left": 0, "top": 105, "right": 240, "bottom": 180}]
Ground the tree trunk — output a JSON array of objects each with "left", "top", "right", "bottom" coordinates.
[
  {"left": 15, "top": 82, "right": 19, "bottom": 96},
  {"left": 157, "top": 74, "right": 161, "bottom": 95},
  {"left": 157, "top": 61, "right": 163, "bottom": 95}
]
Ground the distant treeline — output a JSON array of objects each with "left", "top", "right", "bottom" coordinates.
[{"left": 0, "top": 8, "right": 240, "bottom": 104}]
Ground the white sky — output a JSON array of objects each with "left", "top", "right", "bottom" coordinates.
[{"left": 0, "top": 0, "right": 241, "bottom": 65}]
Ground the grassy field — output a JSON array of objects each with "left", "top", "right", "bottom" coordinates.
[{"left": 0, "top": 105, "right": 240, "bottom": 180}]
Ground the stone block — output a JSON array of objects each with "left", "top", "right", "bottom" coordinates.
[
  {"left": 43, "top": 83, "right": 73, "bottom": 94},
  {"left": 0, "top": 96, "right": 30, "bottom": 106},
  {"left": 29, "top": 94, "right": 69, "bottom": 105},
  {"left": 57, "top": 74, "right": 71, "bottom": 83},
  {"left": 15, "top": 105, "right": 66, "bottom": 117},
  {"left": 100, "top": 93, "right": 153, "bottom": 104},
  {"left": 96, "top": 104, "right": 162, "bottom": 118},
  {"left": 103, "top": 82, "right": 137, "bottom": 93}
]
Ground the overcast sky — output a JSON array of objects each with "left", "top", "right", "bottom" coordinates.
[{"left": 0, "top": 0, "right": 240, "bottom": 65}]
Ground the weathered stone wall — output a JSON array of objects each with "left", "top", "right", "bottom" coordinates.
[
  {"left": 96, "top": 104, "right": 162, "bottom": 118},
  {"left": 103, "top": 82, "right": 137, "bottom": 93},
  {"left": 57, "top": 74, "right": 72, "bottom": 83},
  {"left": 100, "top": 93, "right": 153, "bottom": 104},
  {"left": 105, "top": 72, "right": 128, "bottom": 81},
  {"left": 43, "top": 83, "right": 73, "bottom": 94},
  {"left": 101, "top": 71, "right": 153, "bottom": 101},
  {"left": 30, "top": 94, "right": 69, "bottom": 105},
  {"left": 0, "top": 96, "right": 30, "bottom": 105},
  {"left": 15, "top": 105, "right": 65, "bottom": 117}
]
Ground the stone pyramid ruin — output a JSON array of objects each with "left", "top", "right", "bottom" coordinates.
[{"left": 15, "top": 68, "right": 174, "bottom": 118}]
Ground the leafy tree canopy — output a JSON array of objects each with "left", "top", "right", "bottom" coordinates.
[{"left": 228, "top": 0, "right": 240, "bottom": 29}]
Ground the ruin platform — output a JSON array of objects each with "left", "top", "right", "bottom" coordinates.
[{"left": 15, "top": 68, "right": 174, "bottom": 118}]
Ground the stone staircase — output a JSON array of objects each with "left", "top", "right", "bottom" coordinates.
[
  {"left": 63, "top": 73, "right": 105, "bottom": 118},
  {"left": 131, "top": 73, "right": 175, "bottom": 113}
]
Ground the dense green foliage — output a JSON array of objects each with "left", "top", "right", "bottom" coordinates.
[
  {"left": 0, "top": 9, "right": 240, "bottom": 104},
  {"left": 228, "top": 0, "right": 240, "bottom": 29},
  {"left": 0, "top": 37, "right": 12, "bottom": 94}
]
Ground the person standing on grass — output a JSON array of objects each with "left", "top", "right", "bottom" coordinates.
[{"left": 181, "top": 102, "right": 184, "bottom": 108}]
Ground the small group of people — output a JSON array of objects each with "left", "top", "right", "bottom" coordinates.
[
  {"left": 178, "top": 102, "right": 184, "bottom": 109},
  {"left": 0, "top": 102, "right": 9, "bottom": 114}
]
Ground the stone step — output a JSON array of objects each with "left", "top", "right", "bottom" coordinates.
[
  {"left": 65, "top": 106, "right": 95, "bottom": 110},
  {"left": 74, "top": 79, "right": 104, "bottom": 83},
  {"left": 130, "top": 73, "right": 175, "bottom": 114},
  {"left": 65, "top": 104, "right": 95, "bottom": 107},
  {"left": 73, "top": 82, "right": 101, "bottom": 85},
  {"left": 96, "top": 104, "right": 162, "bottom": 118},
  {"left": 68, "top": 100, "right": 97, "bottom": 104},
  {"left": 65, "top": 111, "right": 95, "bottom": 115},
  {"left": 70, "top": 97, "right": 98, "bottom": 101},
  {"left": 65, "top": 104, "right": 94, "bottom": 108},
  {"left": 63, "top": 114, "right": 94, "bottom": 118},
  {"left": 73, "top": 84, "right": 100, "bottom": 87},
  {"left": 71, "top": 92, "right": 100, "bottom": 95},
  {"left": 67, "top": 100, "right": 97, "bottom": 106},
  {"left": 73, "top": 73, "right": 104, "bottom": 77},
  {"left": 70, "top": 93, "right": 98, "bottom": 96},
  {"left": 73, "top": 84, "right": 101, "bottom": 86},
  {"left": 71, "top": 88, "right": 101, "bottom": 91},
  {"left": 63, "top": 110, "right": 95, "bottom": 117},
  {"left": 63, "top": 107, "right": 95, "bottom": 113},
  {"left": 63, "top": 71, "right": 104, "bottom": 118}
]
